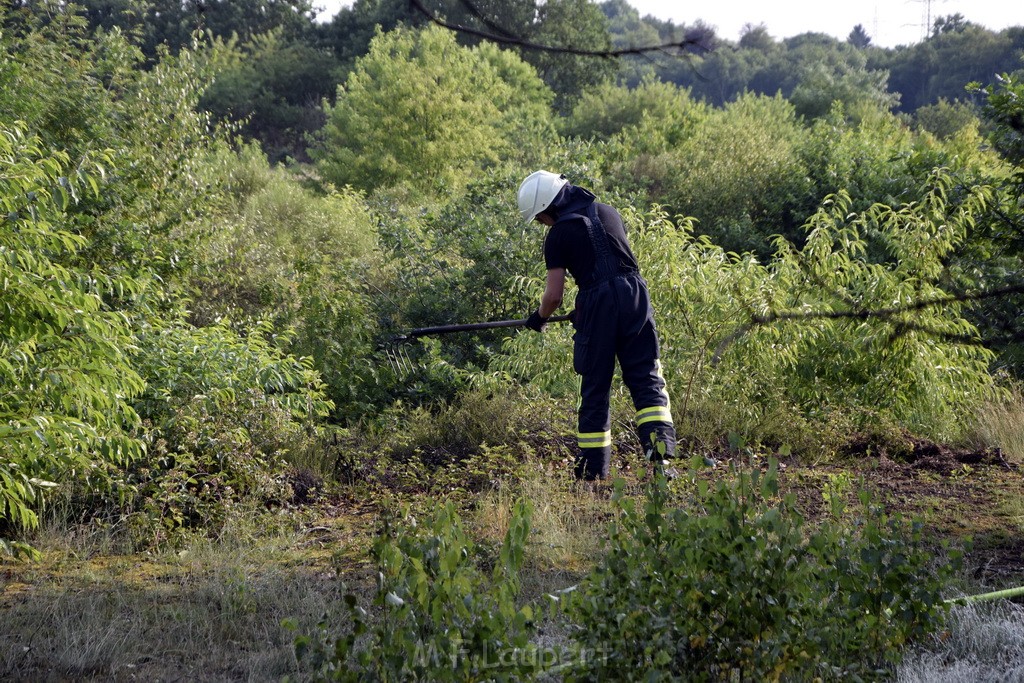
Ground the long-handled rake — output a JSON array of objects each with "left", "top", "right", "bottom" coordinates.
[{"left": 382, "top": 313, "right": 574, "bottom": 377}]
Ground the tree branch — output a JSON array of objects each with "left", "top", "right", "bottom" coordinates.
[
  {"left": 711, "top": 283, "right": 1024, "bottom": 364},
  {"left": 408, "top": 0, "right": 713, "bottom": 57}
]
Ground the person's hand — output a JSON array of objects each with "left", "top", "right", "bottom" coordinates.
[{"left": 524, "top": 310, "right": 548, "bottom": 332}]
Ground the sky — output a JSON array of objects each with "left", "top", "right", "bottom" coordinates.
[{"left": 312, "top": 0, "right": 1021, "bottom": 48}]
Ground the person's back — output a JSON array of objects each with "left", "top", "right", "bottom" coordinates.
[{"left": 543, "top": 199, "right": 639, "bottom": 290}]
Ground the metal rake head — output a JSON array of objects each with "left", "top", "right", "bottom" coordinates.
[{"left": 381, "top": 335, "right": 416, "bottom": 379}]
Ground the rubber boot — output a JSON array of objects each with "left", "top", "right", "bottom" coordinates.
[{"left": 574, "top": 445, "right": 611, "bottom": 481}]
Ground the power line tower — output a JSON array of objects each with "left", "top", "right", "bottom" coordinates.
[{"left": 912, "top": 0, "right": 948, "bottom": 40}]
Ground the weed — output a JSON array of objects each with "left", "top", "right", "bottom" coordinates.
[
  {"left": 0, "top": 514, "right": 346, "bottom": 681},
  {"left": 294, "top": 499, "right": 545, "bottom": 681}
]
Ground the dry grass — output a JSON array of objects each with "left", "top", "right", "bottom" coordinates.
[
  {"left": 4, "top": 453, "right": 1024, "bottom": 681},
  {"left": 0, "top": 511, "right": 349, "bottom": 682},
  {"left": 472, "top": 470, "right": 611, "bottom": 577},
  {"left": 897, "top": 600, "right": 1024, "bottom": 682},
  {"left": 973, "top": 386, "right": 1024, "bottom": 464}
]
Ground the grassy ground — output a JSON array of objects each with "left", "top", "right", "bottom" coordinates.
[{"left": 1, "top": 439, "right": 1023, "bottom": 681}]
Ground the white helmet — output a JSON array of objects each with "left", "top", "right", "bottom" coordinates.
[{"left": 517, "top": 170, "right": 568, "bottom": 224}]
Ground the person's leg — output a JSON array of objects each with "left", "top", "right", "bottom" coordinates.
[
  {"left": 619, "top": 320, "right": 676, "bottom": 462},
  {"left": 574, "top": 316, "right": 617, "bottom": 480}
]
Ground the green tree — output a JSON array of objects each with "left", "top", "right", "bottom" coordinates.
[
  {"left": 847, "top": 24, "right": 872, "bottom": 49},
  {"left": 320, "top": 0, "right": 426, "bottom": 65},
  {"left": 201, "top": 30, "right": 341, "bottom": 162},
  {"left": 520, "top": 0, "right": 615, "bottom": 111},
  {"left": 787, "top": 37, "right": 899, "bottom": 120},
  {"left": 311, "top": 25, "right": 554, "bottom": 196},
  {"left": 662, "top": 93, "right": 811, "bottom": 252},
  {"left": 884, "top": 24, "right": 1023, "bottom": 112},
  {"left": 562, "top": 75, "right": 699, "bottom": 141},
  {"left": 914, "top": 98, "right": 980, "bottom": 140}
]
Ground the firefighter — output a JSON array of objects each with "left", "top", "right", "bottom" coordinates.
[{"left": 518, "top": 170, "right": 676, "bottom": 480}]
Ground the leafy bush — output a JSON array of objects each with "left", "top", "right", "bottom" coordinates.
[
  {"left": 562, "top": 76, "right": 702, "bottom": 142},
  {"left": 660, "top": 93, "right": 812, "bottom": 253},
  {"left": 914, "top": 98, "right": 981, "bottom": 141},
  {"left": 566, "top": 462, "right": 960, "bottom": 681},
  {"left": 294, "top": 500, "right": 544, "bottom": 681},
  {"left": 0, "top": 126, "right": 144, "bottom": 557},
  {"left": 193, "top": 146, "right": 379, "bottom": 419},
  {"left": 117, "top": 319, "right": 332, "bottom": 542}
]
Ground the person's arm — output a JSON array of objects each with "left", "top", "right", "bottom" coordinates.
[
  {"left": 525, "top": 268, "right": 566, "bottom": 332},
  {"left": 539, "top": 268, "right": 566, "bottom": 318}
]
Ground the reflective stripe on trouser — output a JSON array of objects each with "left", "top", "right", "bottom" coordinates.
[
  {"left": 635, "top": 402, "right": 674, "bottom": 460},
  {"left": 575, "top": 431, "right": 611, "bottom": 481},
  {"left": 635, "top": 405, "right": 672, "bottom": 426},
  {"left": 578, "top": 431, "right": 612, "bottom": 448}
]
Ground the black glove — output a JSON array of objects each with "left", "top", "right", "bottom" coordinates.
[{"left": 524, "top": 309, "right": 548, "bottom": 332}]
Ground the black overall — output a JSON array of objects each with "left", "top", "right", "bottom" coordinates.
[{"left": 562, "top": 202, "right": 676, "bottom": 480}]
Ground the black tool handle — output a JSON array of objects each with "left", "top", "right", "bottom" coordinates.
[{"left": 407, "top": 313, "right": 573, "bottom": 338}]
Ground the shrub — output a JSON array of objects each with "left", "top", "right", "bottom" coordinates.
[
  {"left": 0, "top": 126, "right": 144, "bottom": 557},
  {"left": 565, "top": 461, "right": 960, "bottom": 681},
  {"left": 659, "top": 93, "right": 811, "bottom": 253},
  {"left": 116, "top": 319, "right": 332, "bottom": 543},
  {"left": 193, "top": 147, "right": 379, "bottom": 420}
]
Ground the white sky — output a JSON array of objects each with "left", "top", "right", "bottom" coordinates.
[{"left": 312, "top": 0, "right": 1022, "bottom": 48}]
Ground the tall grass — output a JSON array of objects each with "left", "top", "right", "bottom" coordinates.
[
  {"left": 472, "top": 472, "right": 607, "bottom": 578},
  {"left": 973, "top": 385, "right": 1024, "bottom": 464}
]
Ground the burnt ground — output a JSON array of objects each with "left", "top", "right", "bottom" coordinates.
[{"left": 775, "top": 436, "right": 1024, "bottom": 584}]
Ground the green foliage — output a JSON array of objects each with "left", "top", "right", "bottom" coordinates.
[
  {"left": 788, "top": 40, "right": 899, "bottom": 120},
  {"left": 0, "top": 11, "right": 224, "bottom": 290},
  {"left": 620, "top": 93, "right": 809, "bottom": 254},
  {"left": 370, "top": 152, "right": 601, "bottom": 408},
  {"left": 974, "top": 71, "right": 1024, "bottom": 182},
  {"left": 915, "top": 98, "right": 981, "bottom": 141},
  {"left": 381, "top": 169, "right": 540, "bottom": 334},
  {"left": 122, "top": 318, "right": 331, "bottom": 540},
  {"left": 566, "top": 462, "right": 959, "bottom": 681},
  {"left": 523, "top": 0, "right": 615, "bottom": 112},
  {"left": 192, "top": 144, "right": 378, "bottom": 419},
  {"left": 0, "top": 125, "right": 145, "bottom": 556},
  {"left": 311, "top": 25, "right": 554, "bottom": 197},
  {"left": 71, "top": 0, "right": 320, "bottom": 58},
  {"left": 562, "top": 76, "right": 700, "bottom": 142},
  {"left": 294, "top": 500, "right": 543, "bottom": 681},
  {"left": 799, "top": 106, "right": 933, "bottom": 238}
]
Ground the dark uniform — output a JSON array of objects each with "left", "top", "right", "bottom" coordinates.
[{"left": 542, "top": 184, "right": 676, "bottom": 480}]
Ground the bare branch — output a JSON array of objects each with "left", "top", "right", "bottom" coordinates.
[
  {"left": 454, "top": 0, "right": 524, "bottom": 41},
  {"left": 408, "top": 0, "right": 713, "bottom": 58},
  {"left": 711, "top": 282, "right": 1024, "bottom": 364}
]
